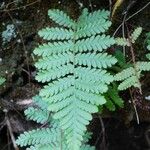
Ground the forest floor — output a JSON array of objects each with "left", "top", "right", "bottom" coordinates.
[{"left": 0, "top": 0, "right": 150, "bottom": 150}]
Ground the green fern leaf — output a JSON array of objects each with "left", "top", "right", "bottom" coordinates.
[
  {"left": 38, "top": 27, "right": 74, "bottom": 40},
  {"left": 78, "top": 9, "right": 110, "bottom": 28},
  {"left": 48, "top": 9, "right": 76, "bottom": 29},
  {"left": 32, "top": 96, "right": 48, "bottom": 110},
  {"left": 114, "top": 67, "right": 136, "bottom": 81},
  {"left": 131, "top": 27, "right": 142, "bottom": 43},
  {"left": 115, "top": 61, "right": 150, "bottom": 90},
  {"left": 35, "top": 52, "right": 73, "bottom": 70},
  {"left": 25, "top": 107, "right": 49, "bottom": 124},
  {"left": 36, "top": 64, "right": 74, "bottom": 82},
  {"left": 115, "top": 37, "right": 130, "bottom": 46},
  {"left": 16, "top": 128, "right": 61, "bottom": 147},
  {"left": 40, "top": 76, "right": 74, "bottom": 97},
  {"left": 136, "top": 62, "right": 150, "bottom": 71},
  {"left": 75, "top": 35, "right": 115, "bottom": 52},
  {"left": 76, "top": 20, "right": 111, "bottom": 39},
  {"left": 34, "top": 41, "right": 73, "bottom": 57},
  {"left": 75, "top": 53, "right": 117, "bottom": 68},
  {"left": 118, "top": 75, "right": 141, "bottom": 90},
  {"left": 75, "top": 67, "right": 114, "bottom": 84}
]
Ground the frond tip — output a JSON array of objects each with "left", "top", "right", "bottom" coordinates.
[{"left": 48, "top": 9, "right": 76, "bottom": 29}]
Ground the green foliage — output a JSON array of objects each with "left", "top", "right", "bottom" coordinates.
[
  {"left": 32, "top": 8, "right": 117, "bottom": 150},
  {"left": 146, "top": 32, "right": 150, "bottom": 60},
  {"left": 131, "top": 27, "right": 142, "bottom": 43},
  {"left": 114, "top": 61, "right": 150, "bottom": 91},
  {"left": 114, "top": 30, "right": 150, "bottom": 91},
  {"left": 115, "top": 27, "right": 142, "bottom": 46},
  {"left": 115, "top": 37, "right": 130, "bottom": 46},
  {"left": 24, "top": 96, "right": 50, "bottom": 124},
  {"left": 0, "top": 77, "right": 5, "bottom": 85},
  {"left": 16, "top": 96, "right": 95, "bottom": 150},
  {"left": 105, "top": 84, "right": 124, "bottom": 111}
]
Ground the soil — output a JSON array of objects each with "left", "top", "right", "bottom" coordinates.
[{"left": 0, "top": 0, "right": 150, "bottom": 150}]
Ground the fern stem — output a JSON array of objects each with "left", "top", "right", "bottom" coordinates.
[{"left": 127, "top": 26, "right": 142, "bottom": 94}]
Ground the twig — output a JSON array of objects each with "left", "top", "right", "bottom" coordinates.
[
  {"left": 113, "top": 1, "right": 150, "bottom": 36},
  {"left": 7, "top": 126, "right": 10, "bottom": 150},
  {"left": 5, "top": 113, "right": 19, "bottom": 150},
  {"left": 122, "top": 13, "right": 127, "bottom": 55},
  {"left": 129, "top": 89, "right": 140, "bottom": 124},
  {"left": 109, "top": 0, "right": 112, "bottom": 18},
  {"left": 0, "top": 0, "right": 41, "bottom": 12},
  {"left": 95, "top": 115, "right": 107, "bottom": 149},
  {"left": 0, "top": 120, "right": 6, "bottom": 132}
]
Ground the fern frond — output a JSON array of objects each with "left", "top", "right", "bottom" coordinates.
[
  {"left": 42, "top": 87, "right": 74, "bottom": 104},
  {"left": 78, "top": 9, "right": 110, "bottom": 28},
  {"left": 76, "top": 20, "right": 111, "bottom": 39},
  {"left": 36, "top": 64, "right": 74, "bottom": 82},
  {"left": 38, "top": 27, "right": 74, "bottom": 40},
  {"left": 75, "top": 67, "right": 113, "bottom": 84},
  {"left": 52, "top": 103, "right": 94, "bottom": 149},
  {"left": 48, "top": 9, "right": 76, "bottom": 29},
  {"left": 25, "top": 107, "right": 49, "bottom": 124},
  {"left": 118, "top": 75, "right": 141, "bottom": 90},
  {"left": 16, "top": 128, "right": 61, "bottom": 147},
  {"left": 34, "top": 41, "right": 73, "bottom": 57},
  {"left": 114, "top": 64, "right": 142, "bottom": 90},
  {"left": 32, "top": 96, "right": 48, "bottom": 110},
  {"left": 115, "top": 61, "right": 150, "bottom": 90},
  {"left": 35, "top": 52, "right": 73, "bottom": 70},
  {"left": 32, "top": 8, "right": 116, "bottom": 150},
  {"left": 115, "top": 37, "right": 130, "bottom": 46},
  {"left": 114, "top": 67, "right": 136, "bottom": 81},
  {"left": 87, "top": 9, "right": 110, "bottom": 21},
  {"left": 40, "top": 76, "right": 74, "bottom": 97},
  {"left": 136, "top": 62, "right": 150, "bottom": 71},
  {"left": 75, "top": 90, "right": 106, "bottom": 105},
  {"left": 131, "top": 27, "right": 142, "bottom": 43},
  {"left": 75, "top": 35, "right": 115, "bottom": 52},
  {"left": 75, "top": 79, "right": 108, "bottom": 94},
  {"left": 75, "top": 53, "right": 117, "bottom": 68}
]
